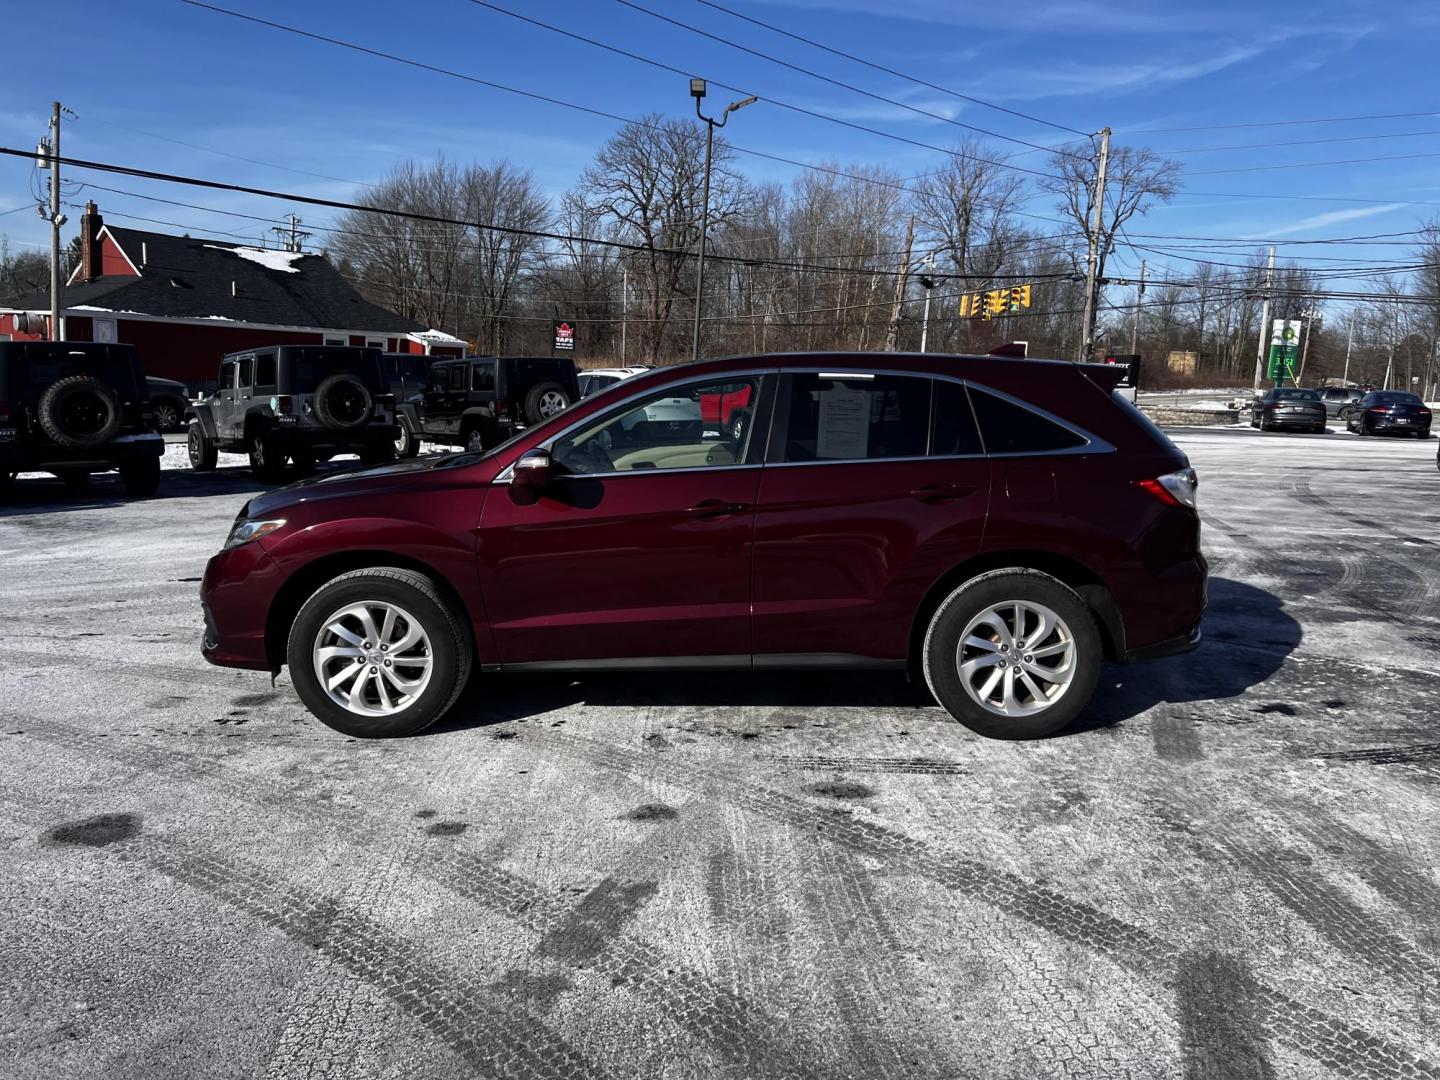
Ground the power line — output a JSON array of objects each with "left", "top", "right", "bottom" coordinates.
[
  {"left": 1117, "top": 110, "right": 1440, "bottom": 135},
  {"left": 1191, "top": 150, "right": 1440, "bottom": 176},
  {"left": 3, "top": 146, "right": 1068, "bottom": 282},
  {"left": 173, "top": 0, "right": 1069, "bottom": 222},
  {"left": 458, "top": 0, "right": 1064, "bottom": 177},
  {"left": 690, "top": 0, "right": 1089, "bottom": 138},
  {"left": 1157, "top": 128, "right": 1440, "bottom": 156}
]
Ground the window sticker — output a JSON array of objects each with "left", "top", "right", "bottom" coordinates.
[{"left": 815, "top": 383, "right": 870, "bottom": 459}]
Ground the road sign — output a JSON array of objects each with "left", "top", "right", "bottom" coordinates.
[{"left": 552, "top": 320, "right": 575, "bottom": 352}]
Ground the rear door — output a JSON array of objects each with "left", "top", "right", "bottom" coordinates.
[
  {"left": 477, "top": 371, "right": 772, "bottom": 665},
  {"left": 749, "top": 371, "right": 991, "bottom": 664}
]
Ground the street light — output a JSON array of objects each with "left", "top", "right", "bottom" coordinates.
[
  {"left": 918, "top": 253, "right": 937, "bottom": 353},
  {"left": 690, "top": 79, "right": 758, "bottom": 361}
]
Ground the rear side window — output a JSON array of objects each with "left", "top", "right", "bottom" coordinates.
[
  {"left": 254, "top": 354, "right": 277, "bottom": 388},
  {"left": 449, "top": 366, "right": 466, "bottom": 391},
  {"left": 782, "top": 373, "right": 930, "bottom": 461},
  {"left": 931, "top": 380, "right": 983, "bottom": 456},
  {"left": 471, "top": 362, "right": 496, "bottom": 392},
  {"left": 969, "top": 388, "right": 1087, "bottom": 454}
]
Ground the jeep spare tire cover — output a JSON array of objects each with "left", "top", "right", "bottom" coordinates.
[
  {"left": 38, "top": 375, "right": 123, "bottom": 448},
  {"left": 314, "top": 374, "right": 373, "bottom": 430}
]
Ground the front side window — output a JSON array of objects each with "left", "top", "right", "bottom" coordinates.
[
  {"left": 782, "top": 373, "right": 930, "bottom": 462},
  {"left": 552, "top": 376, "right": 761, "bottom": 475},
  {"left": 219, "top": 360, "right": 236, "bottom": 393},
  {"left": 969, "top": 388, "right": 1087, "bottom": 454},
  {"left": 237, "top": 355, "right": 254, "bottom": 389}
]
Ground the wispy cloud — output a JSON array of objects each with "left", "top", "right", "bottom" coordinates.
[{"left": 1265, "top": 203, "right": 1409, "bottom": 237}]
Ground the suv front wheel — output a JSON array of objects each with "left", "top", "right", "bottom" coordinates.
[
  {"left": 119, "top": 457, "right": 161, "bottom": 496},
  {"left": 922, "top": 569, "right": 1102, "bottom": 739},
  {"left": 287, "top": 567, "right": 473, "bottom": 737},
  {"left": 524, "top": 382, "right": 570, "bottom": 425}
]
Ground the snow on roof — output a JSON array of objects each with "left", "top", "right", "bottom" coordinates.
[
  {"left": 203, "top": 244, "right": 306, "bottom": 274},
  {"left": 410, "top": 328, "right": 466, "bottom": 343}
]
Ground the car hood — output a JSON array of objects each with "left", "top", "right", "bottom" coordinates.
[{"left": 241, "top": 454, "right": 488, "bottom": 518}]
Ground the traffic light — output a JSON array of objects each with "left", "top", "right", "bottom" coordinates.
[{"left": 1008, "top": 284, "right": 1032, "bottom": 311}]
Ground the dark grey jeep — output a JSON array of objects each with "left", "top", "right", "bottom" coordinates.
[
  {"left": 0, "top": 341, "right": 164, "bottom": 497},
  {"left": 187, "top": 346, "right": 397, "bottom": 483}
]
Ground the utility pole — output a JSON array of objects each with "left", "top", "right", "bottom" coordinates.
[
  {"left": 1341, "top": 313, "right": 1355, "bottom": 386},
  {"left": 884, "top": 215, "right": 915, "bottom": 352},
  {"left": 1297, "top": 310, "right": 1318, "bottom": 386},
  {"left": 1250, "top": 245, "right": 1277, "bottom": 393},
  {"left": 1078, "top": 126, "right": 1111, "bottom": 362},
  {"left": 620, "top": 267, "right": 628, "bottom": 363},
  {"left": 1129, "top": 259, "right": 1146, "bottom": 355},
  {"left": 47, "top": 102, "right": 64, "bottom": 341},
  {"left": 918, "top": 252, "right": 936, "bottom": 353},
  {"left": 270, "top": 214, "right": 311, "bottom": 253}
]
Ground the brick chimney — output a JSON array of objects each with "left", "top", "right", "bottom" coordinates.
[{"left": 79, "top": 201, "right": 104, "bottom": 283}]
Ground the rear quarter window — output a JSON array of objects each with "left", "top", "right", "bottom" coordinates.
[{"left": 969, "top": 388, "right": 1088, "bottom": 454}]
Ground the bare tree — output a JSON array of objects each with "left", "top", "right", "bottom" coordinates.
[
  {"left": 0, "top": 240, "right": 51, "bottom": 299},
  {"left": 576, "top": 114, "right": 749, "bottom": 360}
]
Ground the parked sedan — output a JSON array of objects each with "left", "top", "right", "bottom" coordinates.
[
  {"left": 1347, "top": 391, "right": 1432, "bottom": 437},
  {"left": 200, "top": 351, "right": 1206, "bottom": 742},
  {"left": 1251, "top": 388, "right": 1326, "bottom": 433}
]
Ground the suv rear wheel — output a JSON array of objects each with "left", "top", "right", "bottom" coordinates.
[
  {"left": 287, "top": 567, "right": 473, "bottom": 737},
  {"left": 922, "top": 569, "right": 1102, "bottom": 739},
  {"left": 249, "top": 432, "right": 285, "bottom": 483},
  {"left": 394, "top": 419, "right": 419, "bottom": 459},
  {"left": 119, "top": 457, "right": 161, "bottom": 496},
  {"left": 523, "top": 381, "right": 570, "bottom": 425}
]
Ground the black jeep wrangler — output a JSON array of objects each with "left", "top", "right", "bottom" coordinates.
[
  {"left": 0, "top": 341, "right": 164, "bottom": 497},
  {"left": 187, "top": 346, "right": 397, "bottom": 483},
  {"left": 395, "top": 355, "right": 579, "bottom": 455}
]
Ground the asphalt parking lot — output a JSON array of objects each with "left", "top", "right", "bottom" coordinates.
[{"left": 2, "top": 425, "right": 1438, "bottom": 1080}]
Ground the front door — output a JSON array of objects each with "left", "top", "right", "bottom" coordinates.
[
  {"left": 750, "top": 372, "right": 991, "bottom": 663},
  {"left": 477, "top": 373, "right": 771, "bottom": 666}
]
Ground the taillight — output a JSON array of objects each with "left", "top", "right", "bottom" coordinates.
[
  {"left": 1419, "top": 408, "right": 1432, "bottom": 416},
  {"left": 1368, "top": 407, "right": 1386, "bottom": 414},
  {"left": 273, "top": 396, "right": 294, "bottom": 415},
  {"left": 1136, "top": 467, "right": 1198, "bottom": 509}
]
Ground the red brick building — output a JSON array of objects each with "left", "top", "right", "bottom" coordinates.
[{"left": 0, "top": 204, "right": 465, "bottom": 386}]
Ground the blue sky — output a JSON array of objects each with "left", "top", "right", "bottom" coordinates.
[{"left": 2, "top": 0, "right": 1438, "bottom": 283}]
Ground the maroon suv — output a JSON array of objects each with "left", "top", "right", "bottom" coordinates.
[{"left": 201, "top": 353, "right": 1205, "bottom": 740}]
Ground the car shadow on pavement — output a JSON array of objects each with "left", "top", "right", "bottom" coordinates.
[
  {"left": 0, "top": 464, "right": 366, "bottom": 517},
  {"left": 1076, "top": 576, "right": 1300, "bottom": 733},
  {"left": 432, "top": 576, "right": 1297, "bottom": 739}
]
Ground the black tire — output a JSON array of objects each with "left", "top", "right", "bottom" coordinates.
[
  {"left": 287, "top": 567, "right": 474, "bottom": 738},
  {"left": 0, "top": 470, "right": 17, "bottom": 498},
  {"left": 38, "top": 375, "right": 122, "bottom": 448},
  {"left": 290, "top": 448, "right": 317, "bottom": 474},
  {"left": 523, "top": 381, "right": 570, "bottom": 425},
  {"left": 921, "top": 569, "right": 1103, "bottom": 740},
  {"left": 360, "top": 441, "right": 396, "bottom": 467},
  {"left": 395, "top": 419, "right": 420, "bottom": 459},
  {"left": 728, "top": 408, "right": 750, "bottom": 444},
  {"left": 151, "top": 396, "right": 185, "bottom": 433},
  {"left": 1357, "top": 417, "right": 1371, "bottom": 436},
  {"left": 119, "top": 456, "right": 161, "bottom": 497},
  {"left": 188, "top": 424, "right": 218, "bottom": 471},
  {"left": 59, "top": 470, "right": 90, "bottom": 489},
  {"left": 313, "top": 374, "right": 373, "bottom": 431},
  {"left": 249, "top": 431, "right": 285, "bottom": 484}
]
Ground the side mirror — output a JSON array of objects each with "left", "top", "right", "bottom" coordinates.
[{"left": 512, "top": 448, "right": 553, "bottom": 488}]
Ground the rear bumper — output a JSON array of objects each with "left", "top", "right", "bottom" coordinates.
[
  {"left": 1263, "top": 412, "right": 1326, "bottom": 428},
  {"left": 1367, "top": 418, "right": 1430, "bottom": 434},
  {"left": 0, "top": 431, "right": 164, "bottom": 471},
  {"left": 267, "top": 422, "right": 398, "bottom": 451}
]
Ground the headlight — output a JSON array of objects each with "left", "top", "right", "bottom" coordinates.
[{"left": 224, "top": 518, "right": 286, "bottom": 550}]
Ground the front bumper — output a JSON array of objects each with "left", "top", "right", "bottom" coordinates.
[
  {"left": 0, "top": 431, "right": 165, "bottom": 471},
  {"left": 200, "top": 538, "right": 284, "bottom": 671}
]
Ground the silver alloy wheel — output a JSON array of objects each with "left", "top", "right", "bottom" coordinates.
[
  {"left": 251, "top": 435, "right": 267, "bottom": 468},
  {"left": 955, "top": 600, "right": 1076, "bottom": 718},
  {"left": 153, "top": 402, "right": 179, "bottom": 430},
  {"left": 538, "top": 390, "right": 567, "bottom": 417},
  {"left": 313, "top": 600, "right": 434, "bottom": 717},
  {"left": 395, "top": 423, "right": 411, "bottom": 455}
]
